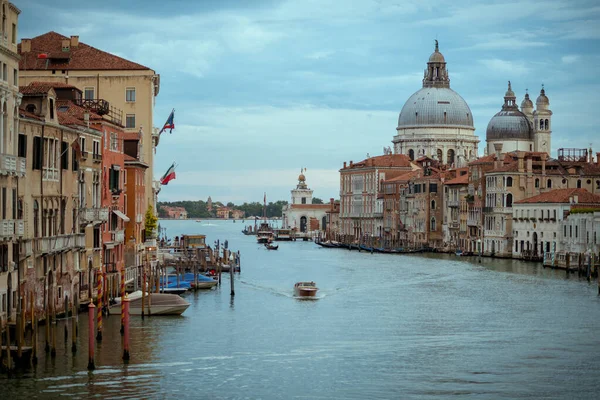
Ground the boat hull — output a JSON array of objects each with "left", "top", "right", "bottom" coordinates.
[
  {"left": 128, "top": 304, "right": 189, "bottom": 316},
  {"left": 294, "top": 287, "right": 318, "bottom": 297}
]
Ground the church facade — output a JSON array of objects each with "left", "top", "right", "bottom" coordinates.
[{"left": 281, "top": 171, "right": 329, "bottom": 234}]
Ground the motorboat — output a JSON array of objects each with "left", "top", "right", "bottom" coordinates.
[
  {"left": 112, "top": 291, "right": 190, "bottom": 315},
  {"left": 183, "top": 272, "right": 218, "bottom": 289},
  {"left": 294, "top": 281, "right": 318, "bottom": 298}
]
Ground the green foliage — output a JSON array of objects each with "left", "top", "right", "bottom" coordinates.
[
  {"left": 570, "top": 207, "right": 600, "bottom": 214},
  {"left": 312, "top": 197, "right": 324, "bottom": 204},
  {"left": 145, "top": 205, "right": 158, "bottom": 238},
  {"left": 157, "top": 199, "right": 289, "bottom": 218}
]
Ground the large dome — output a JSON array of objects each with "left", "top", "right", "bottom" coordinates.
[
  {"left": 397, "top": 87, "right": 474, "bottom": 129},
  {"left": 486, "top": 110, "right": 532, "bottom": 140}
]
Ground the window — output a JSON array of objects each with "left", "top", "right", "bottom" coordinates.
[
  {"left": 429, "top": 183, "right": 438, "bottom": 193},
  {"left": 301, "top": 197, "right": 306, "bottom": 204},
  {"left": 2, "top": 64, "right": 6, "bottom": 82},
  {"left": 535, "top": 178, "right": 540, "bottom": 188},
  {"left": 506, "top": 177, "right": 513, "bottom": 187},
  {"left": 11, "top": 23, "right": 16, "bottom": 44},
  {"left": 110, "top": 132, "right": 119, "bottom": 151},
  {"left": 49, "top": 98, "right": 54, "bottom": 119},
  {"left": 93, "top": 140, "right": 100, "bottom": 156},
  {"left": 431, "top": 200, "right": 436, "bottom": 210},
  {"left": 18, "top": 134, "right": 27, "bottom": 158},
  {"left": 26, "top": 104, "right": 36, "bottom": 113},
  {"left": 126, "top": 114, "right": 136, "bottom": 129},
  {"left": 1, "top": 187, "right": 5, "bottom": 219},
  {"left": 548, "top": 179, "right": 552, "bottom": 189},
  {"left": 126, "top": 87, "right": 136, "bottom": 102},
  {"left": 577, "top": 180, "right": 582, "bottom": 188},
  {"left": 43, "top": 137, "right": 59, "bottom": 180},
  {"left": 84, "top": 87, "right": 95, "bottom": 100},
  {"left": 13, "top": 68, "right": 17, "bottom": 86},
  {"left": 430, "top": 217, "right": 436, "bottom": 231},
  {"left": 93, "top": 227, "right": 100, "bottom": 248}
]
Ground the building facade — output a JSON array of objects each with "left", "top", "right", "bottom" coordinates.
[{"left": 282, "top": 171, "right": 329, "bottom": 233}]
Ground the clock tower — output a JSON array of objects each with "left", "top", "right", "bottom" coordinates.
[{"left": 533, "top": 85, "right": 552, "bottom": 153}]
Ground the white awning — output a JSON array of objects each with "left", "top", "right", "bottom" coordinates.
[{"left": 113, "top": 209, "right": 130, "bottom": 222}]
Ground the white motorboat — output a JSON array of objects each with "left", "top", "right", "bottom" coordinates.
[{"left": 112, "top": 291, "right": 190, "bottom": 316}]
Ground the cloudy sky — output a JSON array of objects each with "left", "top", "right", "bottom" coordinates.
[{"left": 18, "top": 0, "right": 600, "bottom": 203}]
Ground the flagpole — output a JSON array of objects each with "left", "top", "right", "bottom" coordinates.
[{"left": 159, "top": 108, "right": 175, "bottom": 135}]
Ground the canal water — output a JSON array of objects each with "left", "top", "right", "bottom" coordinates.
[{"left": 2, "top": 219, "right": 600, "bottom": 399}]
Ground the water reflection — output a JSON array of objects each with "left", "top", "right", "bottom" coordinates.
[{"left": 2, "top": 220, "right": 599, "bottom": 399}]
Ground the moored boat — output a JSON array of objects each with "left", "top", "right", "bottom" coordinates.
[
  {"left": 294, "top": 281, "right": 318, "bottom": 298},
  {"left": 112, "top": 291, "right": 190, "bottom": 315}
]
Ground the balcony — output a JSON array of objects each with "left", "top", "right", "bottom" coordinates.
[
  {"left": 0, "top": 220, "right": 24, "bottom": 238},
  {"left": 111, "top": 188, "right": 122, "bottom": 196},
  {"left": 74, "top": 98, "right": 123, "bottom": 127},
  {"left": 92, "top": 153, "right": 102, "bottom": 163},
  {"left": 449, "top": 222, "right": 460, "bottom": 229},
  {"left": 81, "top": 150, "right": 89, "bottom": 159},
  {"left": 80, "top": 207, "right": 109, "bottom": 224},
  {"left": 448, "top": 199, "right": 460, "bottom": 207},
  {"left": 0, "top": 153, "right": 26, "bottom": 177},
  {"left": 105, "top": 262, "right": 118, "bottom": 273},
  {"left": 112, "top": 229, "right": 125, "bottom": 244},
  {"left": 35, "top": 233, "right": 86, "bottom": 254},
  {"left": 467, "top": 218, "right": 479, "bottom": 226},
  {"left": 125, "top": 265, "right": 137, "bottom": 284}
]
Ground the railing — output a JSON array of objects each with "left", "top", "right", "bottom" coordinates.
[
  {"left": 105, "top": 262, "right": 117, "bottom": 273},
  {"left": 493, "top": 207, "right": 511, "bottom": 214},
  {"left": 0, "top": 153, "right": 26, "bottom": 176},
  {"left": 81, "top": 150, "right": 89, "bottom": 159},
  {"left": 467, "top": 218, "right": 479, "bottom": 226},
  {"left": 92, "top": 153, "right": 102, "bottom": 162},
  {"left": 484, "top": 230, "right": 506, "bottom": 237},
  {"left": 449, "top": 222, "right": 460, "bottom": 229},
  {"left": 112, "top": 229, "right": 125, "bottom": 244},
  {"left": 125, "top": 265, "right": 137, "bottom": 284},
  {"left": 35, "top": 233, "right": 86, "bottom": 254},
  {"left": 74, "top": 98, "right": 123, "bottom": 126},
  {"left": 0, "top": 220, "right": 24, "bottom": 237},
  {"left": 448, "top": 199, "right": 460, "bottom": 207},
  {"left": 43, "top": 167, "right": 59, "bottom": 181},
  {"left": 80, "top": 207, "right": 109, "bottom": 223}
]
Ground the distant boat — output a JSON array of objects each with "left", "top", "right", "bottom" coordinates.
[
  {"left": 294, "top": 282, "right": 318, "bottom": 298},
  {"left": 196, "top": 220, "right": 202, "bottom": 222},
  {"left": 182, "top": 272, "right": 218, "bottom": 289},
  {"left": 265, "top": 243, "right": 278, "bottom": 250}
]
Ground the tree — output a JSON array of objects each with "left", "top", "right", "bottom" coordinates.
[
  {"left": 227, "top": 202, "right": 235, "bottom": 208},
  {"left": 312, "top": 197, "right": 324, "bottom": 204},
  {"left": 145, "top": 205, "right": 158, "bottom": 238}
]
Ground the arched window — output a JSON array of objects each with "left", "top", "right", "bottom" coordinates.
[
  {"left": 447, "top": 149, "right": 455, "bottom": 165},
  {"left": 562, "top": 178, "right": 568, "bottom": 188},
  {"left": 408, "top": 149, "right": 414, "bottom": 161},
  {"left": 577, "top": 179, "right": 582, "bottom": 188},
  {"left": 506, "top": 177, "right": 513, "bottom": 187},
  {"left": 547, "top": 179, "right": 552, "bottom": 189},
  {"left": 430, "top": 217, "right": 436, "bottom": 231},
  {"left": 506, "top": 193, "right": 513, "bottom": 208},
  {"left": 540, "top": 119, "right": 544, "bottom": 130},
  {"left": 437, "top": 149, "right": 442, "bottom": 161},
  {"left": 321, "top": 216, "right": 327, "bottom": 231},
  {"left": 535, "top": 178, "right": 540, "bottom": 188},
  {"left": 26, "top": 104, "right": 36, "bottom": 113},
  {"left": 545, "top": 119, "right": 549, "bottom": 130},
  {"left": 431, "top": 200, "right": 436, "bottom": 210}
]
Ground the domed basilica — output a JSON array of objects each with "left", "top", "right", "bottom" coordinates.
[
  {"left": 392, "top": 41, "right": 479, "bottom": 167},
  {"left": 486, "top": 82, "right": 552, "bottom": 155}
]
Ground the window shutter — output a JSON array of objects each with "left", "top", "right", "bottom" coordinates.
[{"left": 61, "top": 141, "right": 69, "bottom": 170}]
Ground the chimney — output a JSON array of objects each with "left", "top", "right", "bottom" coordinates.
[
  {"left": 70, "top": 35, "right": 79, "bottom": 47},
  {"left": 21, "top": 38, "right": 31, "bottom": 53},
  {"left": 343, "top": 162, "right": 347, "bottom": 168},
  {"left": 349, "top": 160, "right": 353, "bottom": 167},
  {"left": 330, "top": 198, "right": 334, "bottom": 205},
  {"left": 493, "top": 143, "right": 503, "bottom": 169},
  {"left": 596, "top": 152, "right": 600, "bottom": 166},
  {"left": 517, "top": 151, "right": 525, "bottom": 172},
  {"left": 61, "top": 39, "right": 70, "bottom": 52}
]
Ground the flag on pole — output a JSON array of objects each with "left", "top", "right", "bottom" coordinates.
[
  {"left": 160, "top": 163, "right": 176, "bottom": 185},
  {"left": 159, "top": 109, "right": 175, "bottom": 135}
]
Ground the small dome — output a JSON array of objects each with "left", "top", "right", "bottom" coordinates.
[
  {"left": 505, "top": 81, "right": 515, "bottom": 98},
  {"left": 429, "top": 51, "right": 445, "bottom": 63},
  {"left": 397, "top": 87, "right": 474, "bottom": 129},
  {"left": 298, "top": 173, "right": 305, "bottom": 182},
  {"left": 536, "top": 87, "right": 549, "bottom": 106},
  {"left": 521, "top": 92, "right": 533, "bottom": 109},
  {"left": 486, "top": 110, "right": 532, "bottom": 140}
]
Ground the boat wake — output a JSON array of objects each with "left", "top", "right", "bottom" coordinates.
[{"left": 240, "top": 280, "right": 325, "bottom": 299}]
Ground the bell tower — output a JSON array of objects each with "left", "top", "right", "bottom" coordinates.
[{"left": 533, "top": 85, "right": 552, "bottom": 153}]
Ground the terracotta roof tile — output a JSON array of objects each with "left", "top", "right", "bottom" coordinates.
[
  {"left": 343, "top": 154, "right": 412, "bottom": 169},
  {"left": 19, "top": 32, "right": 151, "bottom": 71},
  {"left": 384, "top": 170, "right": 420, "bottom": 183},
  {"left": 445, "top": 173, "right": 469, "bottom": 185},
  {"left": 515, "top": 188, "right": 600, "bottom": 204},
  {"left": 18, "top": 107, "right": 44, "bottom": 121}
]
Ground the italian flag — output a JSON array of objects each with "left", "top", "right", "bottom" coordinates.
[{"left": 160, "top": 163, "right": 176, "bottom": 185}]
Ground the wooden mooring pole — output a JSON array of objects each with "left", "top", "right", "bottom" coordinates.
[
  {"left": 71, "top": 301, "right": 77, "bottom": 353},
  {"left": 88, "top": 303, "right": 95, "bottom": 370},
  {"left": 122, "top": 295, "right": 130, "bottom": 362},
  {"left": 30, "top": 295, "right": 37, "bottom": 364}
]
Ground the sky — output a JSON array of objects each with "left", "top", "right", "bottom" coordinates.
[{"left": 17, "top": 0, "right": 600, "bottom": 204}]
